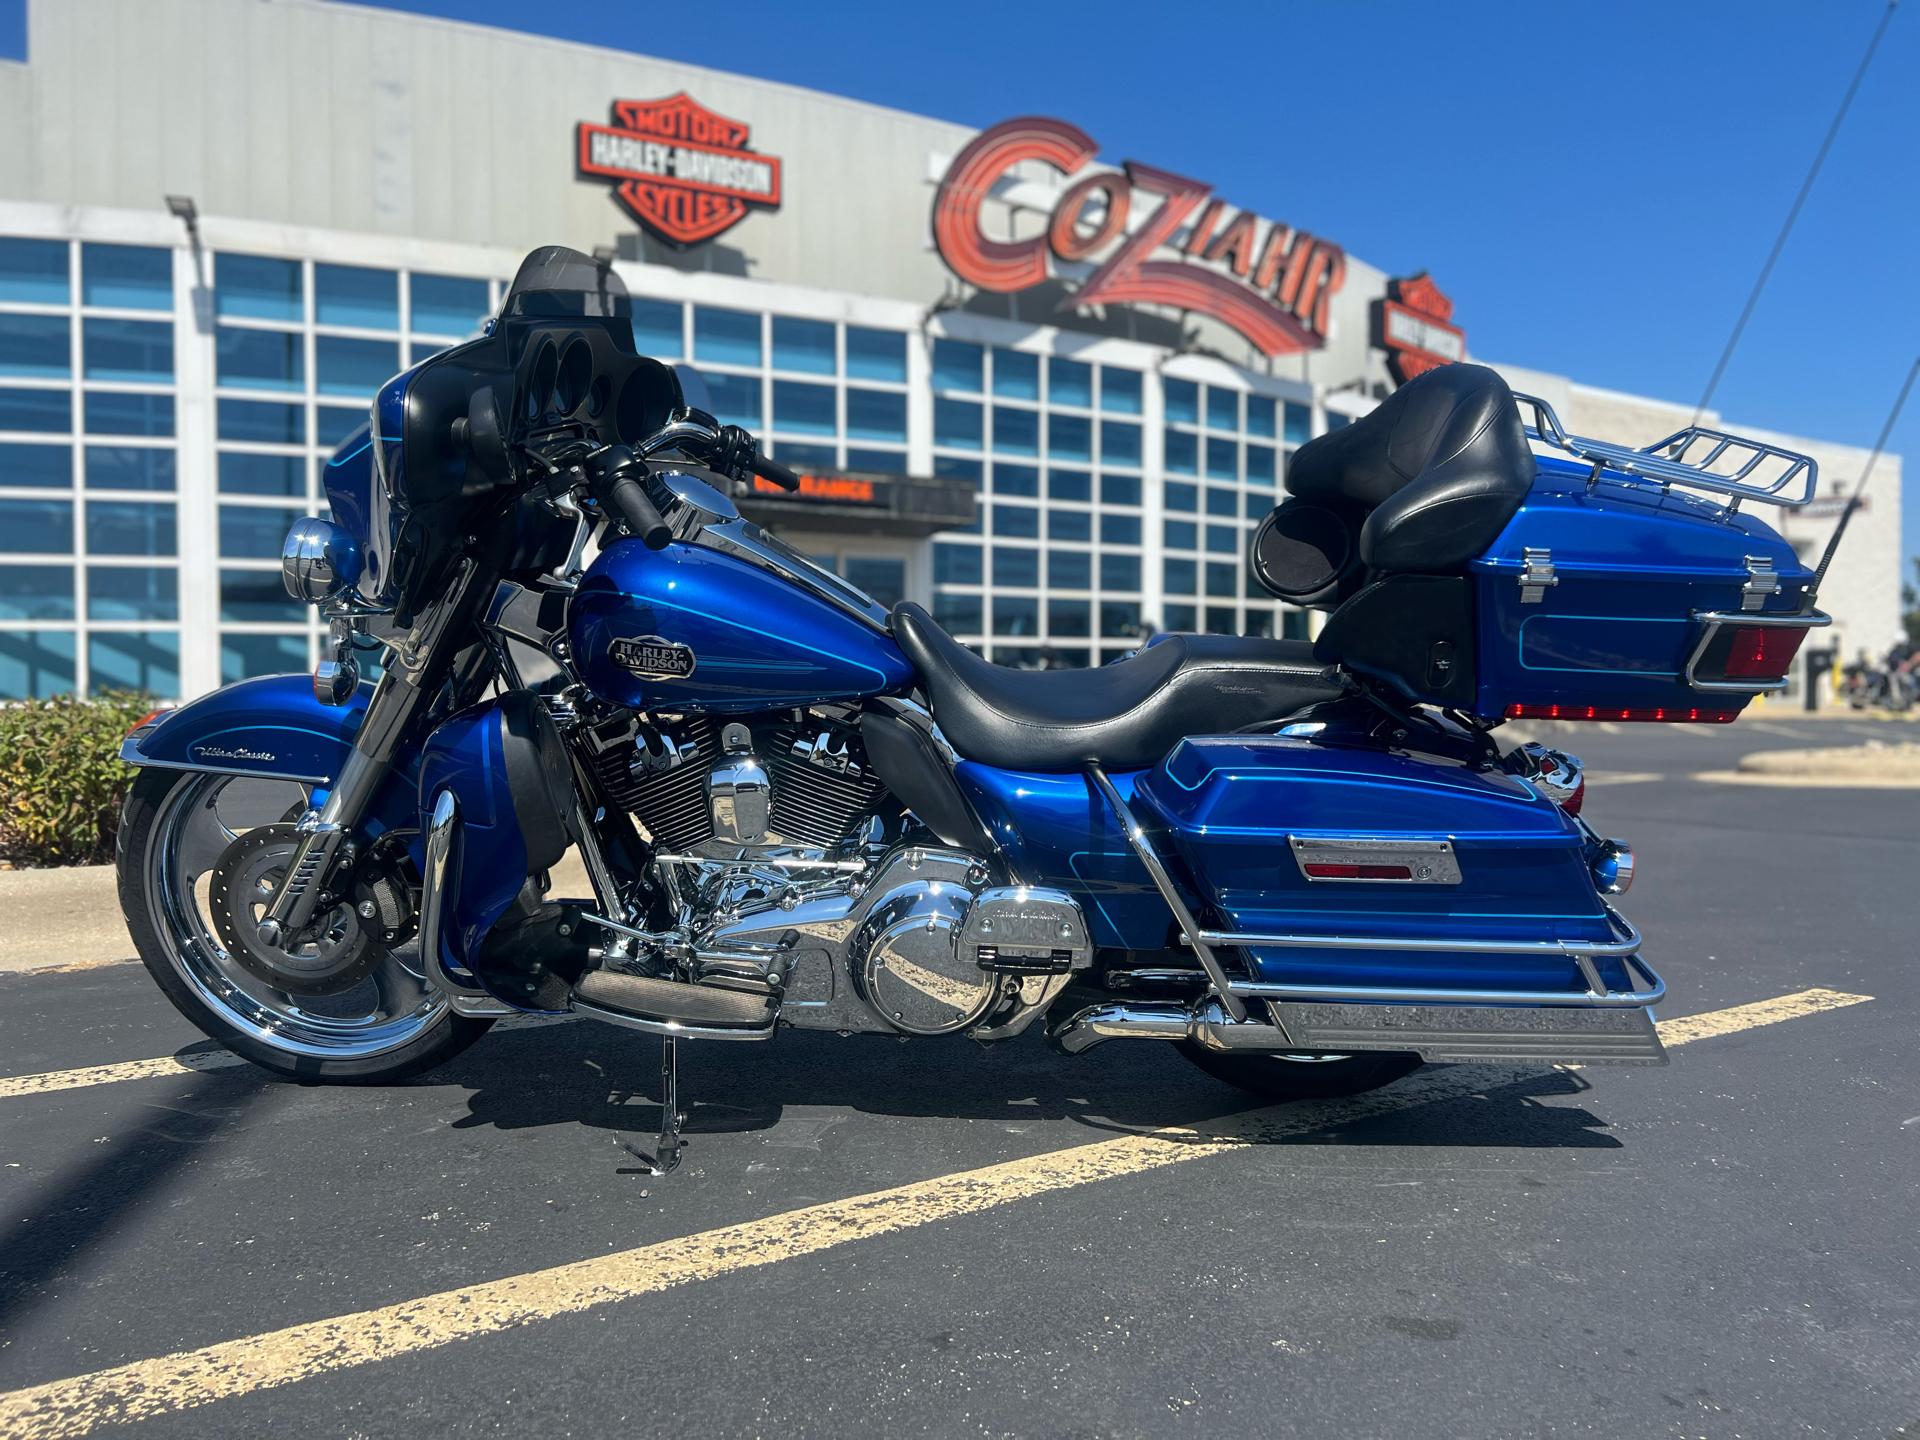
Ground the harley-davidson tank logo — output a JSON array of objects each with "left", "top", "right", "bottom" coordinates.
[
  {"left": 608, "top": 635, "right": 698, "bottom": 680},
  {"left": 577, "top": 93, "right": 783, "bottom": 249}
]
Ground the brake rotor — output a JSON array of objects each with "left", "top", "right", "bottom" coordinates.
[{"left": 208, "top": 824, "right": 378, "bottom": 997}]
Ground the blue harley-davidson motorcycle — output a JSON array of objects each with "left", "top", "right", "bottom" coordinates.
[{"left": 115, "top": 248, "right": 1830, "bottom": 1170}]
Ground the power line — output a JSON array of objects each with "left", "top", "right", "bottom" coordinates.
[{"left": 1692, "top": 0, "right": 1898, "bottom": 425}]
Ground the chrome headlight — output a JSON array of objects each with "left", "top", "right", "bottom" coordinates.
[{"left": 281, "top": 518, "right": 361, "bottom": 603}]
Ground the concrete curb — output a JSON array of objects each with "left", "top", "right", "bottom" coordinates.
[{"left": 0, "top": 865, "right": 136, "bottom": 975}]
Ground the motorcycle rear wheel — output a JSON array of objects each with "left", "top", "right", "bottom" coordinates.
[
  {"left": 117, "top": 767, "right": 492, "bottom": 1084},
  {"left": 1177, "top": 1043, "right": 1422, "bottom": 1100}
]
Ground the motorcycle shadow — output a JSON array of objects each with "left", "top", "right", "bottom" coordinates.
[{"left": 440, "top": 1020, "right": 1622, "bottom": 1151}]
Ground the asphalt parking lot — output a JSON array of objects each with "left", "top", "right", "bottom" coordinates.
[{"left": 0, "top": 712, "right": 1914, "bottom": 1439}]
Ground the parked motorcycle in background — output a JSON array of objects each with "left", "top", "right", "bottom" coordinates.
[
  {"left": 1840, "top": 643, "right": 1917, "bottom": 711},
  {"left": 113, "top": 248, "right": 1835, "bottom": 1172}
]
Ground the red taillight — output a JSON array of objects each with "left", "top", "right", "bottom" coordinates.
[
  {"left": 1504, "top": 704, "right": 1741, "bottom": 723},
  {"left": 1303, "top": 863, "right": 1414, "bottom": 880},
  {"left": 1723, "top": 626, "right": 1807, "bottom": 678}
]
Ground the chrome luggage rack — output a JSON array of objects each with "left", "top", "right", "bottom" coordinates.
[{"left": 1512, "top": 393, "right": 1817, "bottom": 511}]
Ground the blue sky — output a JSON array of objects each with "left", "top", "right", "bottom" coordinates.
[{"left": 4, "top": 1, "right": 1914, "bottom": 595}]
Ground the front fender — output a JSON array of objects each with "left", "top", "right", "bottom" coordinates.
[{"left": 123, "top": 673, "right": 375, "bottom": 785}]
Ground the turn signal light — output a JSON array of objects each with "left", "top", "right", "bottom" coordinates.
[
  {"left": 1503, "top": 704, "right": 1740, "bottom": 724},
  {"left": 1723, "top": 626, "right": 1807, "bottom": 678},
  {"left": 1303, "top": 863, "right": 1413, "bottom": 880}
]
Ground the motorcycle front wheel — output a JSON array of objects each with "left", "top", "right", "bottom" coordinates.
[
  {"left": 1177, "top": 1044, "right": 1423, "bottom": 1100},
  {"left": 116, "top": 767, "right": 492, "bottom": 1084}
]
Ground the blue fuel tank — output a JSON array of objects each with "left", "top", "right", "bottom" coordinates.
[{"left": 569, "top": 539, "right": 917, "bottom": 712}]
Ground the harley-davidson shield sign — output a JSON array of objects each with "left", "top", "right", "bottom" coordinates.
[{"left": 577, "top": 93, "right": 783, "bottom": 248}]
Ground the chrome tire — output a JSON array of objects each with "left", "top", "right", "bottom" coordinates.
[{"left": 116, "top": 767, "right": 491, "bottom": 1083}]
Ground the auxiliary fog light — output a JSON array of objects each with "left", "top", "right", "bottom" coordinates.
[{"left": 282, "top": 518, "right": 362, "bottom": 603}]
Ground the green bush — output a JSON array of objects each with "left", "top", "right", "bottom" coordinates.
[{"left": 0, "top": 691, "right": 156, "bottom": 868}]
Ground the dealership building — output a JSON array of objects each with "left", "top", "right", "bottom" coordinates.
[{"left": 0, "top": 0, "right": 1903, "bottom": 702}]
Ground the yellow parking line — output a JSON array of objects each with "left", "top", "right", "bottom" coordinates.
[{"left": 0, "top": 986, "right": 1876, "bottom": 1436}]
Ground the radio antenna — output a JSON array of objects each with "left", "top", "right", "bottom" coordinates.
[
  {"left": 1805, "top": 351, "right": 1919, "bottom": 604},
  {"left": 1691, "top": 1, "right": 1898, "bottom": 427}
]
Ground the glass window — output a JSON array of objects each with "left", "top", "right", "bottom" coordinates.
[
  {"left": 933, "top": 397, "right": 982, "bottom": 450},
  {"left": 1205, "top": 436, "right": 1237, "bottom": 480},
  {"left": 1101, "top": 513, "right": 1141, "bottom": 546},
  {"left": 78, "top": 243, "right": 172, "bottom": 312},
  {"left": 1164, "top": 429, "right": 1197, "bottom": 475},
  {"left": 0, "top": 565, "right": 73, "bottom": 619},
  {"left": 0, "top": 498, "right": 72, "bottom": 550},
  {"left": 1048, "top": 550, "right": 1091, "bottom": 589},
  {"left": 221, "top": 632, "right": 309, "bottom": 683},
  {"left": 0, "top": 238, "right": 69, "bottom": 305},
  {"left": 88, "top": 500, "right": 175, "bottom": 555},
  {"left": 1045, "top": 599, "right": 1089, "bottom": 637},
  {"left": 1048, "top": 412, "right": 1090, "bottom": 461},
  {"left": 1163, "top": 602, "right": 1197, "bottom": 632},
  {"left": 993, "top": 504, "right": 1039, "bottom": 539},
  {"left": 0, "top": 443, "right": 70, "bottom": 487},
  {"left": 1099, "top": 419, "right": 1141, "bottom": 467},
  {"left": 1205, "top": 606, "right": 1238, "bottom": 636},
  {"left": 992, "top": 349, "right": 1039, "bottom": 400},
  {"left": 992, "top": 545, "right": 1039, "bottom": 586},
  {"left": 701, "top": 371, "right": 761, "bottom": 429},
  {"left": 219, "top": 503, "right": 301, "bottom": 558},
  {"left": 1163, "top": 377, "right": 1198, "bottom": 425},
  {"left": 631, "top": 298, "right": 682, "bottom": 358},
  {"left": 772, "top": 317, "right": 835, "bottom": 375},
  {"left": 1048, "top": 357, "right": 1092, "bottom": 408},
  {"left": 693, "top": 306, "right": 761, "bottom": 366},
  {"left": 0, "top": 314, "right": 70, "bottom": 378},
  {"left": 316, "top": 335, "right": 398, "bottom": 396},
  {"left": 932, "top": 338, "right": 982, "bottom": 392},
  {"left": 408, "top": 342, "right": 446, "bottom": 367},
  {"left": 218, "top": 327, "right": 303, "bottom": 392},
  {"left": 993, "top": 464, "right": 1038, "bottom": 497},
  {"left": 217, "top": 254, "right": 303, "bottom": 322},
  {"left": 1164, "top": 557, "right": 1197, "bottom": 595},
  {"left": 410, "top": 273, "right": 490, "bottom": 336},
  {"left": 83, "top": 318, "right": 172, "bottom": 382},
  {"left": 772, "top": 440, "right": 835, "bottom": 470},
  {"left": 1245, "top": 491, "right": 1273, "bottom": 519},
  {"left": 1100, "top": 553, "right": 1140, "bottom": 592},
  {"left": 1244, "top": 608, "right": 1274, "bottom": 638},
  {"left": 88, "top": 566, "right": 177, "bottom": 620},
  {"left": 1283, "top": 608, "right": 1310, "bottom": 640},
  {"left": 317, "top": 406, "right": 365, "bottom": 446},
  {"left": 86, "top": 392, "right": 173, "bottom": 436},
  {"left": 1164, "top": 519, "right": 1197, "bottom": 550},
  {"left": 1246, "top": 444, "right": 1275, "bottom": 485},
  {"left": 773, "top": 379, "right": 835, "bottom": 435},
  {"left": 1206, "top": 487, "right": 1239, "bottom": 517},
  {"left": 1285, "top": 402, "right": 1312, "bottom": 444},
  {"left": 846, "top": 447, "right": 904, "bottom": 473},
  {"left": 0, "top": 388, "right": 71, "bottom": 433},
  {"left": 1048, "top": 469, "right": 1091, "bottom": 502},
  {"left": 218, "top": 568, "right": 304, "bottom": 623},
  {"left": 934, "top": 454, "right": 983, "bottom": 483},
  {"left": 934, "top": 542, "right": 981, "bottom": 585},
  {"left": 1206, "top": 561, "right": 1239, "bottom": 597},
  {"left": 846, "top": 388, "right": 906, "bottom": 441},
  {"left": 1206, "top": 387, "right": 1239, "bottom": 431},
  {"left": 932, "top": 593, "right": 981, "bottom": 635},
  {"left": 218, "top": 398, "right": 303, "bottom": 444},
  {"left": 1048, "top": 509, "right": 1090, "bottom": 542},
  {"left": 219, "top": 452, "right": 304, "bottom": 496},
  {"left": 1164, "top": 481, "right": 1198, "bottom": 512},
  {"left": 991, "top": 406, "right": 1038, "bottom": 456},
  {"left": 311, "top": 263, "right": 396, "bottom": 329},
  {"left": 0, "top": 630, "right": 76, "bottom": 697},
  {"left": 1101, "top": 474, "right": 1141, "bottom": 507},
  {"left": 1100, "top": 367, "right": 1141, "bottom": 415},
  {"left": 1246, "top": 395, "right": 1276, "bottom": 438},
  {"left": 86, "top": 447, "right": 174, "bottom": 491},
  {"left": 1206, "top": 523, "right": 1240, "bottom": 554},
  {"left": 844, "top": 556, "right": 905, "bottom": 609},
  {"left": 846, "top": 327, "right": 906, "bottom": 383},
  {"left": 992, "top": 595, "right": 1039, "bottom": 636},
  {"left": 1100, "top": 600, "right": 1144, "bottom": 638}
]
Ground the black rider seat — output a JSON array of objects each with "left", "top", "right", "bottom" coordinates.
[{"left": 890, "top": 603, "right": 1343, "bottom": 772}]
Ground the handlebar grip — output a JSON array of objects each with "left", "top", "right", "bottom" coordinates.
[
  {"left": 750, "top": 451, "right": 802, "bottom": 492},
  {"left": 606, "top": 473, "right": 673, "bottom": 550}
]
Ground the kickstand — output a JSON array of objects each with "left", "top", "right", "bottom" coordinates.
[{"left": 619, "top": 1035, "right": 685, "bottom": 1176}]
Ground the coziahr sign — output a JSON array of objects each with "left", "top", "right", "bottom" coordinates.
[
  {"left": 578, "top": 93, "right": 783, "bottom": 248},
  {"left": 932, "top": 116, "right": 1346, "bottom": 358}
]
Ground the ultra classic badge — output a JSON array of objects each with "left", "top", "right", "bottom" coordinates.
[{"left": 608, "top": 635, "right": 698, "bottom": 680}]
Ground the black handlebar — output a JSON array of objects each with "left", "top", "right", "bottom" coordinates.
[
  {"left": 587, "top": 446, "right": 672, "bottom": 550},
  {"left": 750, "top": 451, "right": 801, "bottom": 492}
]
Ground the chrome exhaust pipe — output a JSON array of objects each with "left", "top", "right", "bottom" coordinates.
[{"left": 1046, "top": 999, "right": 1292, "bottom": 1056}]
